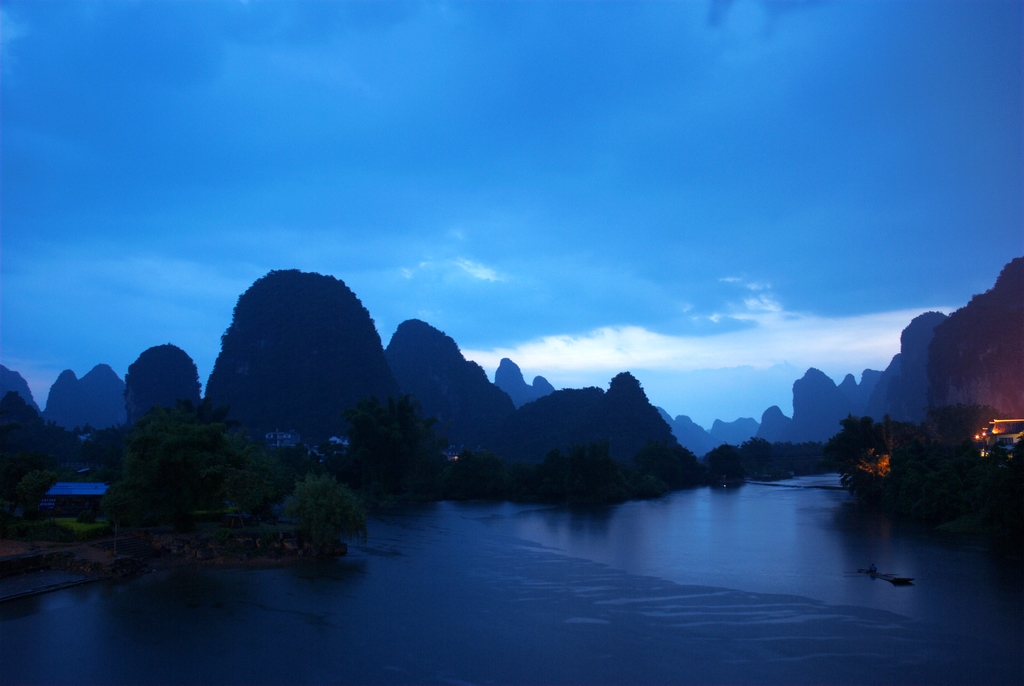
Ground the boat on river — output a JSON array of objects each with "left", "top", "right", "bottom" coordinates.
[{"left": 857, "top": 568, "right": 914, "bottom": 586}]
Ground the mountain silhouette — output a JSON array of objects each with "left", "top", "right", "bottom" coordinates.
[
  {"left": 385, "top": 319, "right": 515, "bottom": 449},
  {"left": 864, "top": 354, "right": 901, "bottom": 421},
  {"left": 43, "top": 364, "right": 126, "bottom": 429},
  {"left": 205, "top": 270, "right": 400, "bottom": 443},
  {"left": 496, "top": 372, "right": 676, "bottom": 462},
  {"left": 494, "top": 358, "right": 555, "bottom": 407},
  {"left": 789, "top": 368, "right": 852, "bottom": 442},
  {"left": 710, "top": 417, "right": 759, "bottom": 446},
  {"left": 0, "top": 365, "right": 39, "bottom": 412},
  {"left": 657, "top": 409, "right": 718, "bottom": 456},
  {"left": 896, "top": 312, "right": 948, "bottom": 422},
  {"left": 836, "top": 370, "right": 881, "bottom": 417},
  {"left": 755, "top": 405, "right": 793, "bottom": 443},
  {"left": 125, "top": 345, "right": 202, "bottom": 425},
  {"left": 928, "top": 257, "right": 1024, "bottom": 416}
]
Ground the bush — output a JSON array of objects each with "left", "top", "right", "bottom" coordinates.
[
  {"left": 7, "top": 520, "right": 75, "bottom": 542},
  {"left": 285, "top": 474, "right": 367, "bottom": 550},
  {"left": 76, "top": 509, "right": 97, "bottom": 524},
  {"left": 53, "top": 518, "right": 112, "bottom": 540},
  {"left": 443, "top": 450, "right": 508, "bottom": 500}
]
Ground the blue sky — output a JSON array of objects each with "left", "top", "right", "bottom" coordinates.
[{"left": 2, "top": 1, "right": 1021, "bottom": 427}]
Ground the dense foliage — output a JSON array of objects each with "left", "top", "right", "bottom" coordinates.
[
  {"left": 113, "top": 404, "right": 246, "bottom": 531},
  {"left": 0, "top": 391, "right": 82, "bottom": 463},
  {"left": 826, "top": 409, "right": 1022, "bottom": 539},
  {"left": 706, "top": 444, "right": 745, "bottom": 480},
  {"left": 343, "top": 394, "right": 446, "bottom": 497},
  {"left": 285, "top": 473, "right": 367, "bottom": 549}
]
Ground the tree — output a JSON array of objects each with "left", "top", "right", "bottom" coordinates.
[
  {"left": 286, "top": 473, "right": 366, "bottom": 551},
  {"left": 531, "top": 442, "right": 629, "bottom": 505},
  {"left": 0, "top": 451, "right": 54, "bottom": 512},
  {"left": 16, "top": 469, "right": 58, "bottom": 519},
  {"left": 706, "top": 444, "right": 745, "bottom": 480},
  {"left": 443, "top": 450, "right": 508, "bottom": 500},
  {"left": 824, "top": 416, "right": 926, "bottom": 504},
  {"left": 222, "top": 445, "right": 278, "bottom": 521},
  {"left": 114, "top": 405, "right": 244, "bottom": 531},
  {"left": 925, "top": 404, "right": 1002, "bottom": 445},
  {"left": 343, "top": 395, "right": 443, "bottom": 495},
  {"left": 633, "top": 440, "right": 705, "bottom": 489},
  {"left": 101, "top": 483, "right": 135, "bottom": 553}
]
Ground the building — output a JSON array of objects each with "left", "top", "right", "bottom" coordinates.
[
  {"left": 266, "top": 430, "right": 301, "bottom": 448},
  {"left": 976, "top": 419, "right": 1024, "bottom": 456},
  {"left": 39, "top": 482, "right": 108, "bottom": 517}
]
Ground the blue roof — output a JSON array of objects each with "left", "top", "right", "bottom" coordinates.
[{"left": 45, "top": 482, "right": 108, "bottom": 497}]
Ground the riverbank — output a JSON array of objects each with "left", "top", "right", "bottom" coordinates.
[{"left": 0, "top": 526, "right": 349, "bottom": 602}]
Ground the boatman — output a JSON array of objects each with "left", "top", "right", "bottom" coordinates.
[{"left": 869, "top": 563, "right": 877, "bottom": 574}]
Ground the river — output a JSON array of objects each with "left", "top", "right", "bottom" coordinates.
[{"left": 2, "top": 476, "right": 1021, "bottom": 684}]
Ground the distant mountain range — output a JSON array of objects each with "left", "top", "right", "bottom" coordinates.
[
  {"left": 43, "top": 364, "right": 126, "bottom": 430},
  {"left": 6, "top": 257, "right": 1020, "bottom": 458},
  {"left": 494, "top": 358, "right": 555, "bottom": 408}
]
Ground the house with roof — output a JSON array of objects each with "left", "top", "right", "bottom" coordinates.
[
  {"left": 38, "top": 482, "right": 109, "bottom": 517},
  {"left": 975, "top": 419, "right": 1024, "bottom": 456}
]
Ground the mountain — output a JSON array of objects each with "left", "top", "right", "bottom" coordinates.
[
  {"left": 0, "top": 365, "right": 40, "bottom": 412},
  {"left": 837, "top": 369, "right": 881, "bottom": 417},
  {"left": 125, "top": 344, "right": 202, "bottom": 425},
  {"left": 756, "top": 406, "right": 793, "bottom": 443},
  {"left": 860, "top": 312, "right": 948, "bottom": 422},
  {"left": 895, "top": 311, "right": 948, "bottom": 422},
  {"left": 789, "top": 368, "right": 852, "bottom": 442},
  {"left": 657, "top": 409, "right": 718, "bottom": 457},
  {"left": 496, "top": 372, "right": 676, "bottom": 462},
  {"left": 42, "top": 364, "right": 126, "bottom": 430},
  {"left": 494, "top": 358, "right": 555, "bottom": 408},
  {"left": 709, "top": 417, "right": 759, "bottom": 446},
  {"left": 205, "top": 270, "right": 400, "bottom": 443},
  {"left": 864, "top": 354, "right": 901, "bottom": 421},
  {"left": 927, "top": 257, "right": 1024, "bottom": 416},
  {"left": 384, "top": 319, "right": 515, "bottom": 449}
]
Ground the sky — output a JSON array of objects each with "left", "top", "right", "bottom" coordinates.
[{"left": 1, "top": 1, "right": 1021, "bottom": 428}]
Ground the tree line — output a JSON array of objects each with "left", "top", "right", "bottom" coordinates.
[
  {"left": 1, "top": 389, "right": 835, "bottom": 547},
  {"left": 824, "top": 405, "right": 1023, "bottom": 543}
]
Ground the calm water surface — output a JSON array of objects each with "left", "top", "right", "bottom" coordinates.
[{"left": 2, "top": 476, "right": 1021, "bottom": 685}]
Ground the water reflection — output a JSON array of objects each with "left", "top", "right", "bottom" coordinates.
[{"left": 2, "top": 479, "right": 1020, "bottom": 685}]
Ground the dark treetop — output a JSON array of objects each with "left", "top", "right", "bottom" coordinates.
[{"left": 205, "top": 270, "right": 400, "bottom": 443}]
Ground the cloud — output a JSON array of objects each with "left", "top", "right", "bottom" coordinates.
[
  {"left": 463, "top": 305, "right": 950, "bottom": 384},
  {"left": 453, "top": 258, "right": 504, "bottom": 282}
]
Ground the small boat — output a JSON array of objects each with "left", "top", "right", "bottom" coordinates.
[{"left": 857, "top": 568, "right": 914, "bottom": 586}]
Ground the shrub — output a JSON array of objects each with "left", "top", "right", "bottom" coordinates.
[
  {"left": 53, "top": 518, "right": 112, "bottom": 540},
  {"left": 285, "top": 474, "right": 367, "bottom": 550},
  {"left": 76, "top": 509, "right": 97, "bottom": 524}
]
